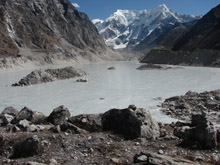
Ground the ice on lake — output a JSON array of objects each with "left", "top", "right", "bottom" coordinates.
[{"left": 1, "top": 61, "right": 220, "bottom": 123}]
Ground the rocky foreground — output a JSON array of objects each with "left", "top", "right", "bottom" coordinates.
[
  {"left": 12, "top": 67, "right": 87, "bottom": 86},
  {"left": 0, "top": 100, "right": 220, "bottom": 164}
]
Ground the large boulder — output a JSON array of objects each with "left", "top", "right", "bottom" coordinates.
[
  {"left": 175, "top": 111, "right": 218, "bottom": 149},
  {"left": 101, "top": 106, "right": 159, "bottom": 140},
  {"left": 69, "top": 114, "right": 103, "bottom": 132},
  {"left": 12, "top": 107, "right": 46, "bottom": 124},
  {"left": 1, "top": 107, "right": 18, "bottom": 116},
  {"left": 10, "top": 135, "right": 43, "bottom": 159},
  {"left": 47, "top": 105, "right": 71, "bottom": 125}
]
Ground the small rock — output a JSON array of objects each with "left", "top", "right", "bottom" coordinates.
[
  {"left": 134, "top": 154, "right": 148, "bottom": 163},
  {"left": 0, "top": 114, "right": 14, "bottom": 126},
  {"left": 49, "top": 159, "right": 59, "bottom": 165},
  {"left": 107, "top": 66, "right": 116, "bottom": 70},
  {"left": 160, "top": 128, "right": 166, "bottom": 137},
  {"left": 158, "top": 149, "right": 164, "bottom": 154},
  {"left": 7, "top": 125, "right": 21, "bottom": 132},
  {"left": 0, "top": 135, "right": 4, "bottom": 145},
  {"left": 111, "top": 158, "right": 122, "bottom": 164},
  {"left": 1, "top": 107, "right": 18, "bottom": 116},
  {"left": 17, "top": 119, "right": 30, "bottom": 130},
  {"left": 49, "top": 125, "right": 61, "bottom": 133},
  {"left": 128, "top": 105, "right": 137, "bottom": 111},
  {"left": 135, "top": 142, "right": 140, "bottom": 146},
  {"left": 76, "top": 78, "right": 88, "bottom": 82}
]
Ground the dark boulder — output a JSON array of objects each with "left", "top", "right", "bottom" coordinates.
[
  {"left": 176, "top": 111, "right": 218, "bottom": 149},
  {"left": 10, "top": 135, "right": 43, "bottom": 159},
  {"left": 47, "top": 105, "right": 71, "bottom": 125},
  {"left": 1, "top": 107, "right": 18, "bottom": 116},
  {"left": 101, "top": 106, "right": 159, "bottom": 140},
  {"left": 12, "top": 107, "right": 46, "bottom": 124},
  {"left": 107, "top": 67, "right": 116, "bottom": 70},
  {"left": 69, "top": 114, "right": 103, "bottom": 132}
]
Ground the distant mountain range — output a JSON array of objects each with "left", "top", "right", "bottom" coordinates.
[{"left": 93, "top": 4, "right": 201, "bottom": 49}]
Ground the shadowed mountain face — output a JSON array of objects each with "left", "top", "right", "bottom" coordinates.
[
  {"left": 0, "top": 0, "right": 106, "bottom": 57},
  {"left": 172, "top": 4, "right": 220, "bottom": 51},
  {"left": 140, "top": 4, "right": 220, "bottom": 67}
]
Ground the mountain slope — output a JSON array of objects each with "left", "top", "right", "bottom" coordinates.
[
  {"left": 0, "top": 0, "right": 115, "bottom": 68},
  {"left": 172, "top": 4, "right": 220, "bottom": 51},
  {"left": 141, "top": 4, "right": 220, "bottom": 67},
  {"left": 93, "top": 4, "right": 200, "bottom": 49}
]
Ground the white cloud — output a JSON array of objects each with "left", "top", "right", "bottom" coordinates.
[{"left": 72, "top": 3, "right": 80, "bottom": 8}]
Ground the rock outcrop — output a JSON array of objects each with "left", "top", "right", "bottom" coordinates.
[
  {"left": 102, "top": 106, "right": 159, "bottom": 140},
  {"left": 161, "top": 90, "right": 220, "bottom": 149},
  {"left": 12, "top": 67, "right": 86, "bottom": 86},
  {"left": 174, "top": 112, "right": 218, "bottom": 149}
]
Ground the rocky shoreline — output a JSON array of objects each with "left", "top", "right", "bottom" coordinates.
[
  {"left": 136, "top": 63, "right": 183, "bottom": 70},
  {"left": 0, "top": 94, "right": 220, "bottom": 164}
]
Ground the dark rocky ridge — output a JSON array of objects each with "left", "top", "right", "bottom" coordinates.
[
  {"left": 140, "top": 48, "right": 220, "bottom": 67},
  {"left": 140, "top": 4, "right": 220, "bottom": 67},
  {"left": 136, "top": 63, "right": 183, "bottom": 70},
  {"left": 172, "top": 4, "right": 220, "bottom": 51}
]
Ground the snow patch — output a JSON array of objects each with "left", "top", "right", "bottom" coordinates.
[{"left": 92, "top": 19, "right": 104, "bottom": 24}]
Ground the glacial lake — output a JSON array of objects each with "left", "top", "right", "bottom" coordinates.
[{"left": 1, "top": 61, "right": 220, "bottom": 123}]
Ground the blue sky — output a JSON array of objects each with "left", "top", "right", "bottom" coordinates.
[{"left": 70, "top": 0, "right": 220, "bottom": 20}]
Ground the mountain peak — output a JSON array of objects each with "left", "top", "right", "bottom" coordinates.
[
  {"left": 158, "top": 4, "right": 168, "bottom": 9},
  {"left": 93, "top": 5, "right": 200, "bottom": 49},
  {"left": 155, "top": 4, "right": 170, "bottom": 13}
]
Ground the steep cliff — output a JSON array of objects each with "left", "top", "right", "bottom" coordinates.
[
  {"left": 0, "top": 0, "right": 116, "bottom": 68},
  {"left": 172, "top": 4, "right": 220, "bottom": 51}
]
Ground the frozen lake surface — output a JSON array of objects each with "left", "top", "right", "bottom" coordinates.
[{"left": 1, "top": 61, "right": 220, "bottom": 123}]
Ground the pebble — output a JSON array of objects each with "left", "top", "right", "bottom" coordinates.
[{"left": 158, "top": 149, "right": 164, "bottom": 155}]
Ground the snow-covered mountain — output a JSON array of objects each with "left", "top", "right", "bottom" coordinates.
[{"left": 92, "top": 4, "right": 201, "bottom": 49}]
